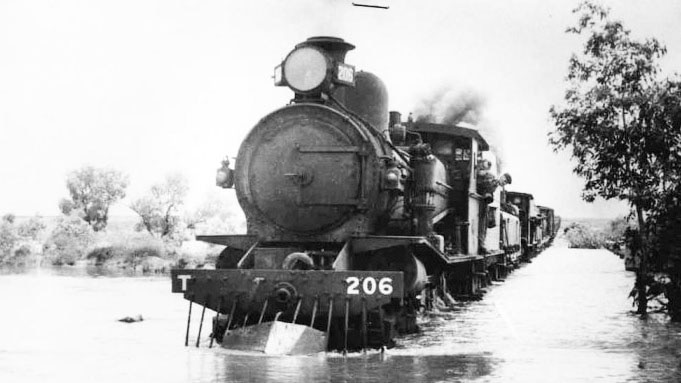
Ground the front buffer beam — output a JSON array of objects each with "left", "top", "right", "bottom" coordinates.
[{"left": 171, "top": 269, "right": 404, "bottom": 318}]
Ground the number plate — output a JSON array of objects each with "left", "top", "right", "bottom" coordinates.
[
  {"left": 345, "top": 276, "right": 394, "bottom": 296},
  {"left": 335, "top": 63, "right": 355, "bottom": 85}
]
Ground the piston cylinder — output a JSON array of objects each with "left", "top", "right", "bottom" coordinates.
[{"left": 363, "top": 249, "right": 428, "bottom": 293}]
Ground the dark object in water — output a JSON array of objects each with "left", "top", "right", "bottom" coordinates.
[{"left": 118, "top": 315, "right": 144, "bottom": 323}]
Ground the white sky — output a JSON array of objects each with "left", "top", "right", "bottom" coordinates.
[{"left": 1, "top": 0, "right": 680, "bottom": 219}]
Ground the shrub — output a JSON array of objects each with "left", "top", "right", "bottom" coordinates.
[
  {"left": 14, "top": 245, "right": 31, "bottom": 257},
  {"left": 44, "top": 215, "right": 94, "bottom": 265},
  {"left": 86, "top": 246, "right": 122, "bottom": 266},
  {"left": 176, "top": 258, "right": 189, "bottom": 269},
  {"left": 0, "top": 221, "right": 18, "bottom": 263},
  {"left": 2, "top": 214, "right": 15, "bottom": 224},
  {"left": 563, "top": 222, "right": 605, "bottom": 249},
  {"left": 127, "top": 246, "right": 162, "bottom": 268},
  {"left": 17, "top": 216, "right": 46, "bottom": 241},
  {"left": 85, "top": 234, "right": 167, "bottom": 271},
  {"left": 11, "top": 245, "right": 33, "bottom": 266}
]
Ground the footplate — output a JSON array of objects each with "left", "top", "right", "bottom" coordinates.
[{"left": 171, "top": 269, "right": 404, "bottom": 316}]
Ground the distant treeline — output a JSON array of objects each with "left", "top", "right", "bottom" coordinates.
[
  {"left": 0, "top": 166, "right": 245, "bottom": 271},
  {"left": 562, "top": 218, "right": 632, "bottom": 250}
]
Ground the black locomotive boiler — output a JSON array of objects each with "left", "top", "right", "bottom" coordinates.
[{"left": 171, "top": 37, "right": 557, "bottom": 354}]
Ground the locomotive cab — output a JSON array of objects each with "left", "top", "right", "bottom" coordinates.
[{"left": 406, "top": 121, "right": 499, "bottom": 257}]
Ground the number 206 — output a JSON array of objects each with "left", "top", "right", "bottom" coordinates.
[{"left": 345, "top": 277, "right": 393, "bottom": 295}]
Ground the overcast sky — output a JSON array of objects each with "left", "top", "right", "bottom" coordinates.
[{"left": 1, "top": 0, "right": 680, "bottom": 219}]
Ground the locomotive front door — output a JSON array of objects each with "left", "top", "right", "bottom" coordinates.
[{"left": 293, "top": 145, "right": 366, "bottom": 209}]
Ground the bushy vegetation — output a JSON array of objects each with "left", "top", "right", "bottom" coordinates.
[
  {"left": 0, "top": 211, "right": 232, "bottom": 271},
  {"left": 17, "top": 216, "right": 46, "bottom": 240},
  {"left": 85, "top": 237, "right": 169, "bottom": 272},
  {"left": 562, "top": 217, "right": 637, "bottom": 250},
  {"left": 563, "top": 222, "right": 605, "bottom": 249},
  {"left": 605, "top": 217, "right": 633, "bottom": 242},
  {"left": 0, "top": 214, "right": 46, "bottom": 266},
  {"left": 12, "top": 245, "right": 34, "bottom": 266},
  {"left": 44, "top": 215, "right": 95, "bottom": 265},
  {"left": 0, "top": 220, "right": 19, "bottom": 263}
]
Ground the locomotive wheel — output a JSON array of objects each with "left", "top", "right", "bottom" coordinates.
[{"left": 215, "top": 247, "right": 244, "bottom": 269}]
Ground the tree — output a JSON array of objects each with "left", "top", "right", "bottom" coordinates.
[
  {"left": 130, "top": 174, "right": 189, "bottom": 239},
  {"left": 60, "top": 166, "right": 129, "bottom": 231},
  {"left": 550, "top": 1, "right": 681, "bottom": 317}
]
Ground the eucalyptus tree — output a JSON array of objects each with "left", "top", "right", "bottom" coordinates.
[
  {"left": 60, "top": 166, "right": 129, "bottom": 231},
  {"left": 130, "top": 173, "right": 189, "bottom": 240}
]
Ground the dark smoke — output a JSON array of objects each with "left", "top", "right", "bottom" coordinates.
[
  {"left": 412, "top": 86, "right": 505, "bottom": 171},
  {"left": 413, "top": 86, "right": 485, "bottom": 125}
]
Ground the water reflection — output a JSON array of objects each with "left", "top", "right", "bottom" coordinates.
[
  {"left": 0, "top": 263, "right": 150, "bottom": 278},
  {"left": 210, "top": 353, "right": 331, "bottom": 382},
  {"left": 189, "top": 351, "right": 497, "bottom": 383}
]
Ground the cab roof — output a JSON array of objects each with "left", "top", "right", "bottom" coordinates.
[{"left": 409, "top": 122, "right": 489, "bottom": 151}]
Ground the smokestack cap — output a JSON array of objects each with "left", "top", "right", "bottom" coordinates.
[{"left": 297, "top": 36, "right": 355, "bottom": 62}]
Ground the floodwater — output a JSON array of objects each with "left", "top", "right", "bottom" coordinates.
[{"left": 2, "top": 240, "right": 681, "bottom": 383}]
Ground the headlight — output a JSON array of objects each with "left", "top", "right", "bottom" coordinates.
[{"left": 283, "top": 46, "right": 329, "bottom": 93}]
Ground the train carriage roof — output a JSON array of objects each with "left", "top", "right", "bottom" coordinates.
[{"left": 408, "top": 122, "right": 489, "bottom": 151}]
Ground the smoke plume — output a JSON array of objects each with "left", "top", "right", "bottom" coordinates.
[
  {"left": 412, "top": 86, "right": 505, "bottom": 171},
  {"left": 413, "top": 86, "right": 485, "bottom": 125}
]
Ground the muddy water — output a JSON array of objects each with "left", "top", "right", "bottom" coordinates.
[{"left": 2, "top": 241, "right": 681, "bottom": 382}]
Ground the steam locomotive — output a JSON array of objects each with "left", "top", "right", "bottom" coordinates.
[{"left": 171, "top": 37, "right": 560, "bottom": 354}]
